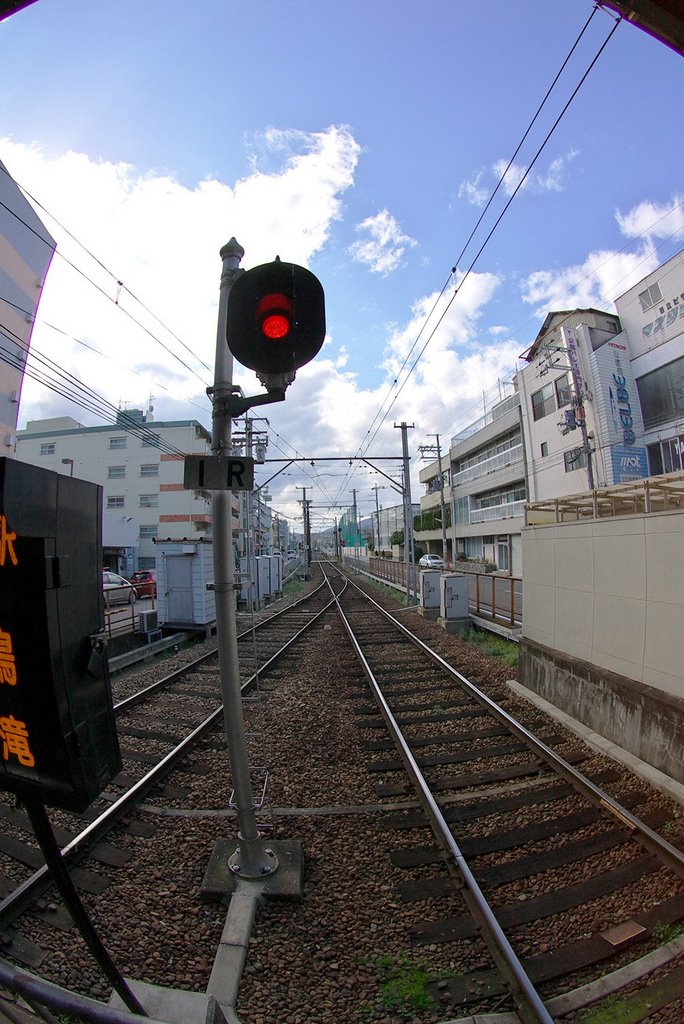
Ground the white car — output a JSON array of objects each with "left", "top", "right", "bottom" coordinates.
[
  {"left": 418, "top": 554, "right": 446, "bottom": 570},
  {"left": 102, "top": 571, "right": 136, "bottom": 605}
]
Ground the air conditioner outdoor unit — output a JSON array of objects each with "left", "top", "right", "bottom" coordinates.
[{"left": 137, "top": 610, "right": 158, "bottom": 634}]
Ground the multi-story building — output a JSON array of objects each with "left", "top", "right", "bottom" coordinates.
[
  {"left": 416, "top": 249, "right": 684, "bottom": 576},
  {"left": 616, "top": 250, "right": 684, "bottom": 475},
  {"left": 517, "top": 307, "right": 629, "bottom": 498},
  {"left": 0, "top": 159, "right": 55, "bottom": 455},
  {"left": 15, "top": 409, "right": 224, "bottom": 575}
]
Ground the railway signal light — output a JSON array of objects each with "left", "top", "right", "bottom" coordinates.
[{"left": 226, "top": 257, "right": 326, "bottom": 391}]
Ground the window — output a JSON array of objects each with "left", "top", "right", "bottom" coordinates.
[
  {"left": 140, "top": 464, "right": 158, "bottom": 477},
  {"left": 555, "top": 374, "right": 572, "bottom": 408},
  {"left": 39, "top": 443, "right": 55, "bottom": 455},
  {"left": 540, "top": 442, "right": 549, "bottom": 458},
  {"left": 531, "top": 382, "right": 555, "bottom": 421},
  {"left": 564, "top": 448, "right": 587, "bottom": 472},
  {"left": 109, "top": 437, "right": 127, "bottom": 450},
  {"left": 137, "top": 556, "right": 156, "bottom": 569},
  {"left": 638, "top": 282, "right": 663, "bottom": 312},
  {"left": 647, "top": 443, "right": 664, "bottom": 476},
  {"left": 139, "top": 494, "right": 158, "bottom": 508},
  {"left": 108, "top": 466, "right": 125, "bottom": 479},
  {"left": 107, "top": 496, "right": 125, "bottom": 509},
  {"left": 141, "top": 433, "right": 161, "bottom": 448},
  {"left": 453, "top": 495, "right": 470, "bottom": 525},
  {"left": 139, "top": 525, "right": 158, "bottom": 539},
  {"left": 637, "top": 356, "right": 684, "bottom": 430}
]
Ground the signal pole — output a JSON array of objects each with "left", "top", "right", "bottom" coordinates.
[{"left": 209, "top": 238, "right": 278, "bottom": 880}]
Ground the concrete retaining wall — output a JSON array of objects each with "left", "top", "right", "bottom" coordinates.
[
  {"left": 521, "top": 507, "right": 684, "bottom": 782},
  {"left": 519, "top": 637, "right": 684, "bottom": 783}
]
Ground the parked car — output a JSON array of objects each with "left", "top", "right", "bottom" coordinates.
[
  {"left": 127, "top": 569, "right": 157, "bottom": 598},
  {"left": 102, "top": 570, "right": 136, "bottom": 606},
  {"left": 418, "top": 554, "right": 446, "bottom": 570}
]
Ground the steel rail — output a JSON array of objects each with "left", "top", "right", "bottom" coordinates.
[
  {"left": 115, "top": 577, "right": 334, "bottom": 713},
  {"left": 320, "top": 563, "right": 554, "bottom": 1024},
  {"left": 337, "top": 564, "right": 684, "bottom": 879},
  {"left": 0, "top": 575, "right": 343, "bottom": 928}
]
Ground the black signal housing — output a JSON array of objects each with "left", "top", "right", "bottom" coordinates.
[{"left": 226, "top": 258, "right": 325, "bottom": 380}]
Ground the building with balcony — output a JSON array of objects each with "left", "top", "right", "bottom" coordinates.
[
  {"left": 418, "top": 387, "right": 525, "bottom": 573},
  {"left": 417, "top": 247, "right": 684, "bottom": 577},
  {"left": 15, "top": 410, "right": 229, "bottom": 576}
]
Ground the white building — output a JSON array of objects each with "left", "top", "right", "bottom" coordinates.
[
  {"left": 0, "top": 159, "right": 55, "bottom": 454},
  {"left": 15, "top": 410, "right": 236, "bottom": 576},
  {"left": 616, "top": 249, "right": 684, "bottom": 475},
  {"left": 517, "top": 307, "right": 631, "bottom": 498},
  {"left": 417, "top": 249, "right": 684, "bottom": 577}
]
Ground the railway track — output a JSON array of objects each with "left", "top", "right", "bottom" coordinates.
[
  {"left": 322, "top": 561, "right": 684, "bottom": 1021},
  {"left": 0, "top": 575, "right": 343, "bottom": 995},
  {"left": 1, "top": 562, "right": 682, "bottom": 1023}
]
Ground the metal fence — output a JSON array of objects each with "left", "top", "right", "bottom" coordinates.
[{"left": 346, "top": 556, "right": 522, "bottom": 630}]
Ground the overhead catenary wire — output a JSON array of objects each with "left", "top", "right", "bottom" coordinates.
[
  {"left": 0, "top": 320, "right": 187, "bottom": 457},
  {"left": 0, "top": 291, "right": 211, "bottom": 419},
  {"left": 330, "top": 10, "right": 624, "bottom": 516},
  {"left": 361, "top": 13, "right": 624, "bottom": 463},
  {"left": 0, "top": 165, "right": 213, "bottom": 387}
]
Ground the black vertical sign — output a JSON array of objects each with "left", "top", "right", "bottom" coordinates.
[{"left": 0, "top": 458, "right": 121, "bottom": 811}]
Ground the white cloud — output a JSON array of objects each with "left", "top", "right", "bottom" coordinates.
[
  {"left": 348, "top": 209, "right": 417, "bottom": 275},
  {"left": 521, "top": 193, "right": 684, "bottom": 315},
  {"left": 616, "top": 195, "right": 684, "bottom": 244},
  {"left": 1, "top": 128, "right": 360, "bottom": 427},
  {"left": 459, "top": 149, "right": 579, "bottom": 207},
  {"left": 2, "top": 132, "right": 520, "bottom": 522},
  {"left": 457, "top": 170, "right": 488, "bottom": 207}
]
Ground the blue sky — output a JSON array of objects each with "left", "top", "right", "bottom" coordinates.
[{"left": 1, "top": 0, "right": 683, "bottom": 529}]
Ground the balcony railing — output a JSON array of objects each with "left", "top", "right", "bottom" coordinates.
[
  {"left": 470, "top": 499, "right": 526, "bottom": 524},
  {"left": 452, "top": 444, "right": 523, "bottom": 487}
]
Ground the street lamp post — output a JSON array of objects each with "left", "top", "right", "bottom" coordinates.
[{"left": 61, "top": 458, "right": 74, "bottom": 477}]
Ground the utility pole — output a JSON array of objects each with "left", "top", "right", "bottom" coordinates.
[
  {"left": 395, "top": 421, "right": 416, "bottom": 603},
  {"left": 208, "top": 238, "right": 277, "bottom": 880},
  {"left": 540, "top": 339, "right": 595, "bottom": 490},
  {"left": 419, "top": 434, "right": 448, "bottom": 563},
  {"left": 352, "top": 488, "right": 359, "bottom": 560},
  {"left": 296, "top": 486, "right": 312, "bottom": 570},
  {"left": 372, "top": 483, "right": 385, "bottom": 555}
]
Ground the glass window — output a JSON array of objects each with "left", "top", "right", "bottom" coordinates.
[
  {"left": 555, "top": 374, "right": 572, "bottom": 408},
  {"left": 137, "top": 556, "right": 156, "bottom": 569},
  {"left": 662, "top": 439, "right": 681, "bottom": 474},
  {"left": 140, "top": 464, "right": 158, "bottom": 477},
  {"left": 108, "top": 466, "right": 125, "bottom": 479},
  {"left": 564, "top": 448, "right": 587, "bottom": 472},
  {"left": 139, "top": 525, "right": 158, "bottom": 538},
  {"left": 647, "top": 443, "right": 663, "bottom": 476},
  {"left": 531, "top": 382, "right": 555, "bottom": 421},
  {"left": 39, "top": 443, "right": 55, "bottom": 455},
  {"left": 109, "top": 437, "right": 127, "bottom": 449},
  {"left": 540, "top": 442, "right": 549, "bottom": 458},
  {"left": 139, "top": 494, "right": 158, "bottom": 508},
  {"left": 107, "top": 496, "right": 125, "bottom": 509},
  {"left": 141, "top": 433, "right": 161, "bottom": 448},
  {"left": 637, "top": 356, "right": 684, "bottom": 430},
  {"left": 452, "top": 495, "right": 470, "bottom": 524},
  {"left": 638, "top": 283, "right": 663, "bottom": 312}
]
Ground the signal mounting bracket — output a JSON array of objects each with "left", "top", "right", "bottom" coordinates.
[{"left": 207, "top": 385, "right": 286, "bottom": 418}]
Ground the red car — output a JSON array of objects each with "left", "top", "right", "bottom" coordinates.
[{"left": 127, "top": 570, "right": 157, "bottom": 598}]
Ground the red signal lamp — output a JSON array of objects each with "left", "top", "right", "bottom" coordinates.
[
  {"left": 226, "top": 258, "right": 326, "bottom": 390},
  {"left": 257, "top": 293, "right": 293, "bottom": 340}
]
